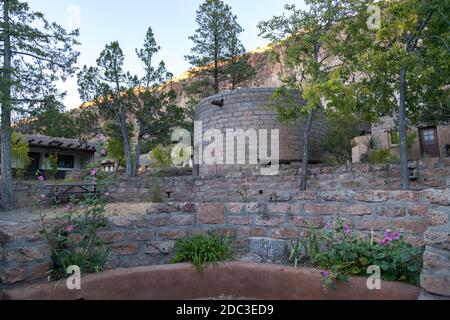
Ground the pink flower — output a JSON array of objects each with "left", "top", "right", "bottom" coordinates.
[
  {"left": 40, "top": 194, "right": 46, "bottom": 200},
  {"left": 38, "top": 176, "right": 44, "bottom": 182},
  {"left": 90, "top": 168, "right": 97, "bottom": 176},
  {"left": 64, "top": 204, "right": 72, "bottom": 212},
  {"left": 393, "top": 230, "right": 401, "bottom": 240},
  {"left": 101, "top": 149, "right": 107, "bottom": 157},
  {"left": 343, "top": 225, "right": 351, "bottom": 234},
  {"left": 325, "top": 222, "right": 333, "bottom": 230},
  {"left": 104, "top": 192, "right": 110, "bottom": 197},
  {"left": 65, "top": 225, "right": 74, "bottom": 233},
  {"left": 380, "top": 237, "right": 391, "bottom": 246}
]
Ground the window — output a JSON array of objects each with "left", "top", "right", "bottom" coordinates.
[
  {"left": 57, "top": 155, "right": 74, "bottom": 169},
  {"left": 389, "top": 130, "right": 400, "bottom": 146},
  {"left": 422, "top": 129, "right": 436, "bottom": 145}
]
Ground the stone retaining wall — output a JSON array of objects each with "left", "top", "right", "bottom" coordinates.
[
  {"left": 1, "top": 188, "right": 449, "bottom": 298},
  {"left": 3, "top": 158, "right": 449, "bottom": 208}
]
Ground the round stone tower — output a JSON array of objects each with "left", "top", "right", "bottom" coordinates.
[{"left": 194, "top": 88, "right": 326, "bottom": 177}]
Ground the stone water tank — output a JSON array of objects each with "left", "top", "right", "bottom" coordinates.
[{"left": 195, "top": 88, "right": 326, "bottom": 176}]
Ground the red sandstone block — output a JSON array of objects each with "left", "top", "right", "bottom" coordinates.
[
  {"left": 182, "top": 202, "right": 196, "bottom": 213},
  {"left": 225, "top": 203, "right": 244, "bottom": 213},
  {"left": 421, "top": 274, "right": 450, "bottom": 296},
  {"left": 110, "top": 217, "right": 131, "bottom": 228},
  {"left": 30, "top": 262, "right": 52, "bottom": 280},
  {"left": 198, "top": 203, "right": 225, "bottom": 224},
  {"left": 404, "top": 236, "right": 426, "bottom": 247},
  {"left": 356, "top": 220, "right": 390, "bottom": 231},
  {"left": 158, "top": 228, "right": 187, "bottom": 240},
  {"left": 319, "top": 190, "right": 355, "bottom": 202},
  {"left": 0, "top": 266, "right": 27, "bottom": 284},
  {"left": 289, "top": 216, "right": 324, "bottom": 228},
  {"left": 341, "top": 205, "right": 372, "bottom": 216},
  {"left": 390, "top": 190, "right": 418, "bottom": 202},
  {"left": 147, "top": 214, "right": 171, "bottom": 227},
  {"left": 127, "top": 231, "right": 156, "bottom": 241},
  {"left": 297, "top": 191, "right": 317, "bottom": 200},
  {"left": 427, "top": 211, "right": 448, "bottom": 226},
  {"left": 376, "top": 206, "right": 406, "bottom": 217},
  {"left": 227, "top": 215, "right": 251, "bottom": 225},
  {"left": 133, "top": 217, "right": 146, "bottom": 228},
  {"left": 111, "top": 242, "right": 139, "bottom": 255},
  {"left": 393, "top": 220, "right": 428, "bottom": 234},
  {"left": 237, "top": 226, "right": 269, "bottom": 238},
  {"left": 424, "top": 231, "right": 450, "bottom": 250},
  {"left": 209, "top": 227, "right": 237, "bottom": 238},
  {"left": 5, "top": 245, "right": 52, "bottom": 263},
  {"left": 171, "top": 215, "right": 194, "bottom": 226},
  {"left": 303, "top": 204, "right": 338, "bottom": 215},
  {"left": 255, "top": 214, "right": 287, "bottom": 226},
  {"left": 408, "top": 205, "right": 429, "bottom": 217},
  {"left": 423, "top": 251, "right": 450, "bottom": 271},
  {"left": 97, "top": 231, "right": 126, "bottom": 244},
  {"left": 355, "top": 190, "right": 389, "bottom": 202},
  {"left": 267, "top": 203, "right": 290, "bottom": 213},
  {"left": 272, "top": 227, "right": 298, "bottom": 239}
]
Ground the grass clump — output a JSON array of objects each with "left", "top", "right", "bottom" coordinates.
[{"left": 171, "top": 234, "right": 233, "bottom": 272}]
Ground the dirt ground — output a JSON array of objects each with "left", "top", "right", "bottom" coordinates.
[{"left": 0, "top": 202, "right": 152, "bottom": 222}]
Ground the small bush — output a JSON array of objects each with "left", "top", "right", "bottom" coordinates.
[
  {"left": 291, "top": 218, "right": 423, "bottom": 290},
  {"left": 171, "top": 234, "right": 233, "bottom": 272},
  {"left": 148, "top": 180, "right": 163, "bottom": 203},
  {"left": 151, "top": 145, "right": 173, "bottom": 169},
  {"left": 369, "top": 148, "right": 398, "bottom": 164}
]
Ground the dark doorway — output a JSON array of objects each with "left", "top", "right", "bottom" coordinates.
[
  {"left": 419, "top": 127, "right": 440, "bottom": 158},
  {"left": 27, "top": 152, "right": 40, "bottom": 177}
]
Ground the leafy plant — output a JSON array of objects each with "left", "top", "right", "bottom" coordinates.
[
  {"left": 293, "top": 218, "right": 423, "bottom": 290},
  {"left": 369, "top": 149, "right": 398, "bottom": 164},
  {"left": 47, "top": 153, "right": 59, "bottom": 179},
  {"left": 236, "top": 185, "right": 249, "bottom": 202},
  {"left": 11, "top": 132, "right": 31, "bottom": 178},
  {"left": 37, "top": 168, "right": 110, "bottom": 280},
  {"left": 171, "top": 234, "right": 233, "bottom": 272},
  {"left": 150, "top": 145, "right": 173, "bottom": 169},
  {"left": 148, "top": 179, "right": 163, "bottom": 203}
]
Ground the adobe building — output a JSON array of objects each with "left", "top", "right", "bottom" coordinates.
[{"left": 352, "top": 116, "right": 450, "bottom": 163}]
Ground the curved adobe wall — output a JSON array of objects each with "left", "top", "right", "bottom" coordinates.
[
  {"left": 195, "top": 88, "right": 326, "bottom": 177},
  {"left": 3, "top": 262, "right": 420, "bottom": 300}
]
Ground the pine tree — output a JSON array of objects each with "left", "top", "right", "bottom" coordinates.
[
  {"left": 0, "top": 0, "right": 79, "bottom": 211},
  {"left": 186, "top": 0, "right": 253, "bottom": 96}
]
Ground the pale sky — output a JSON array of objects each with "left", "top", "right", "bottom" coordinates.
[{"left": 27, "top": 0, "right": 306, "bottom": 110}]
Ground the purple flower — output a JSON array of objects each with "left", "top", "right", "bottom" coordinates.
[
  {"left": 90, "top": 168, "right": 97, "bottom": 176},
  {"left": 37, "top": 176, "right": 44, "bottom": 182},
  {"left": 64, "top": 204, "right": 72, "bottom": 212},
  {"left": 101, "top": 149, "right": 107, "bottom": 157},
  {"left": 104, "top": 192, "right": 110, "bottom": 197},
  {"left": 320, "top": 270, "right": 330, "bottom": 278},
  {"left": 343, "top": 225, "right": 351, "bottom": 234},
  {"left": 65, "top": 225, "right": 74, "bottom": 233},
  {"left": 325, "top": 222, "right": 333, "bottom": 230},
  {"left": 393, "top": 230, "right": 401, "bottom": 240},
  {"left": 40, "top": 194, "right": 46, "bottom": 200}
]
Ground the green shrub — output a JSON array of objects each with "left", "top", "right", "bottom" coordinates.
[
  {"left": 150, "top": 145, "right": 173, "bottom": 169},
  {"left": 37, "top": 167, "right": 110, "bottom": 280},
  {"left": 369, "top": 148, "right": 398, "bottom": 164},
  {"left": 291, "top": 218, "right": 423, "bottom": 290},
  {"left": 171, "top": 234, "right": 233, "bottom": 272},
  {"left": 148, "top": 179, "right": 163, "bottom": 203}
]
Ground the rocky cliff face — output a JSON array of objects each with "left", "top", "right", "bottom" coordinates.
[{"left": 160, "top": 46, "right": 290, "bottom": 107}]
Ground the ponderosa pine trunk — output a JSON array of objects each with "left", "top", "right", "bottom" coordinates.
[
  {"left": 132, "top": 129, "right": 142, "bottom": 177},
  {"left": 300, "top": 109, "right": 314, "bottom": 191},
  {"left": 118, "top": 107, "right": 133, "bottom": 177},
  {"left": 399, "top": 65, "right": 410, "bottom": 190},
  {"left": 1, "top": 0, "right": 15, "bottom": 211}
]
